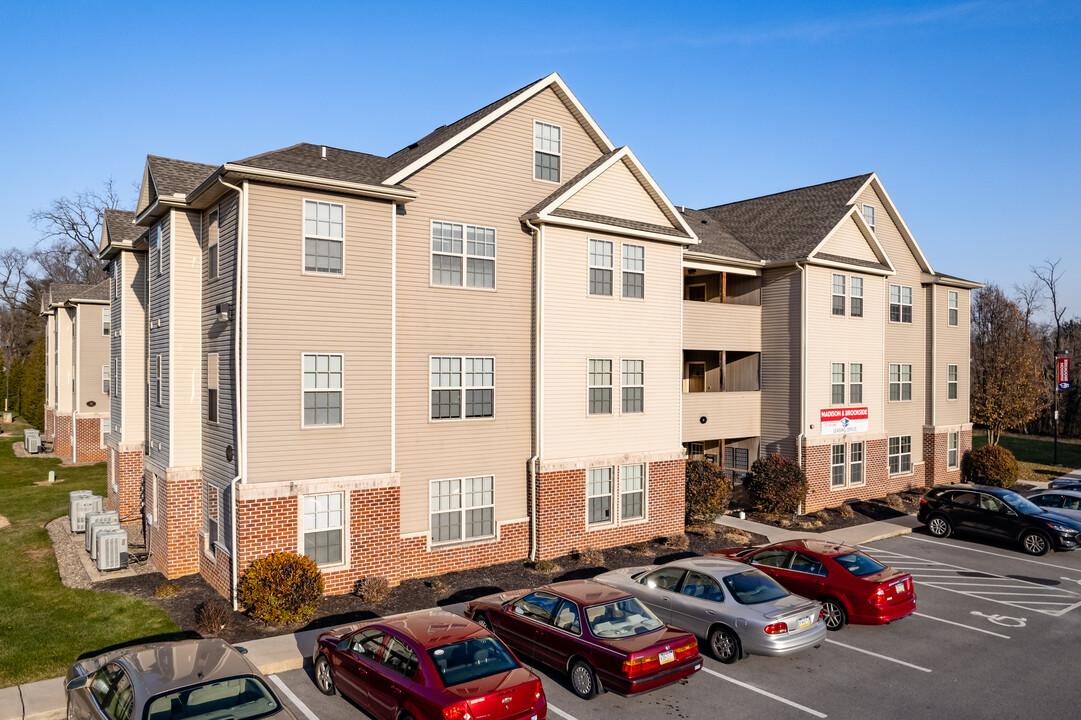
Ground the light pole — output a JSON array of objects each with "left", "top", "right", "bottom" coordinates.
[{"left": 1054, "top": 350, "right": 1070, "bottom": 466}]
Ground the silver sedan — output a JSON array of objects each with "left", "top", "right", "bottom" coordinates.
[
  {"left": 1026, "top": 488, "right": 1081, "bottom": 521},
  {"left": 595, "top": 556, "right": 826, "bottom": 663}
]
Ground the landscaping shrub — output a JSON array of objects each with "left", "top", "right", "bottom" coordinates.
[
  {"left": 532, "top": 559, "right": 557, "bottom": 573},
  {"left": 746, "top": 454, "right": 808, "bottom": 514},
  {"left": 962, "top": 444, "right": 1018, "bottom": 488},
  {"left": 196, "top": 599, "right": 232, "bottom": 637},
  {"left": 837, "top": 503, "right": 856, "bottom": 519},
  {"left": 577, "top": 547, "right": 604, "bottom": 565},
  {"left": 685, "top": 459, "right": 731, "bottom": 522},
  {"left": 355, "top": 576, "right": 392, "bottom": 604},
  {"left": 664, "top": 533, "right": 690, "bottom": 550},
  {"left": 238, "top": 551, "right": 323, "bottom": 625},
  {"left": 153, "top": 582, "right": 181, "bottom": 598}
]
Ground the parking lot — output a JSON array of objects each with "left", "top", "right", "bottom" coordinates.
[{"left": 266, "top": 530, "right": 1081, "bottom": 720}]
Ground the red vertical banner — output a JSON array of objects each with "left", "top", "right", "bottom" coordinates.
[{"left": 1058, "top": 357, "right": 1071, "bottom": 390}]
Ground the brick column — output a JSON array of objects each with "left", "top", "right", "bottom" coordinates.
[
  {"left": 75, "top": 417, "right": 107, "bottom": 463},
  {"left": 54, "top": 414, "right": 73, "bottom": 458}
]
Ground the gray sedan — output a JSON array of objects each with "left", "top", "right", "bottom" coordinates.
[
  {"left": 1026, "top": 488, "right": 1081, "bottom": 521},
  {"left": 595, "top": 556, "right": 826, "bottom": 663},
  {"left": 65, "top": 638, "right": 296, "bottom": 720}
]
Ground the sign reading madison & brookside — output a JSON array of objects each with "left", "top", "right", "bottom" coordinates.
[{"left": 820, "top": 407, "right": 869, "bottom": 434}]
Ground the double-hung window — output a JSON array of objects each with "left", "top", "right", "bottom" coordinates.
[
  {"left": 588, "top": 240, "right": 613, "bottom": 296},
  {"left": 303, "top": 493, "right": 343, "bottom": 565},
  {"left": 948, "top": 290, "right": 959, "bottom": 326},
  {"left": 947, "top": 364, "right": 958, "bottom": 400},
  {"left": 155, "top": 355, "right": 162, "bottom": 406},
  {"left": 621, "top": 360, "right": 643, "bottom": 413},
  {"left": 889, "top": 284, "right": 913, "bottom": 323},
  {"left": 102, "top": 365, "right": 109, "bottom": 395},
  {"left": 534, "top": 121, "right": 561, "bottom": 182},
  {"left": 889, "top": 436, "right": 912, "bottom": 475},
  {"left": 207, "top": 353, "right": 219, "bottom": 423},
  {"left": 207, "top": 209, "right": 219, "bottom": 281},
  {"left": 587, "top": 467, "right": 613, "bottom": 525},
  {"left": 849, "top": 363, "right": 863, "bottom": 403},
  {"left": 863, "top": 204, "right": 875, "bottom": 230},
  {"left": 850, "top": 442, "right": 865, "bottom": 484},
  {"left": 102, "top": 308, "right": 110, "bottom": 336},
  {"left": 621, "top": 464, "right": 645, "bottom": 520},
  {"left": 431, "top": 476, "right": 494, "bottom": 544},
  {"left": 850, "top": 277, "right": 863, "bottom": 317},
  {"left": 831, "top": 445, "right": 845, "bottom": 488},
  {"left": 151, "top": 225, "right": 162, "bottom": 276},
  {"left": 430, "top": 356, "right": 494, "bottom": 420},
  {"left": 831, "top": 363, "right": 845, "bottom": 404},
  {"left": 431, "top": 221, "right": 496, "bottom": 289},
  {"left": 303, "top": 354, "right": 343, "bottom": 426},
  {"left": 206, "top": 484, "right": 220, "bottom": 546},
  {"left": 832, "top": 274, "right": 846, "bottom": 316},
  {"left": 622, "top": 244, "right": 644, "bottom": 298},
  {"left": 303, "top": 200, "right": 344, "bottom": 274},
  {"left": 948, "top": 432, "right": 959, "bottom": 468},
  {"left": 588, "top": 359, "right": 612, "bottom": 414},
  {"left": 889, "top": 363, "right": 912, "bottom": 401}
]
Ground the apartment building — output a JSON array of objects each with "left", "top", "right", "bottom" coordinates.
[
  {"left": 680, "top": 174, "right": 980, "bottom": 511},
  {"left": 40, "top": 282, "right": 110, "bottom": 463}
]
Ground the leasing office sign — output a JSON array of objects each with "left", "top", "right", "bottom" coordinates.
[{"left": 820, "top": 407, "right": 869, "bottom": 434}]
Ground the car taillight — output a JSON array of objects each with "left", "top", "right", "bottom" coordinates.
[
  {"left": 919, "top": 498, "right": 928, "bottom": 505},
  {"left": 674, "top": 639, "right": 698, "bottom": 660},
  {"left": 534, "top": 680, "right": 543, "bottom": 702},
  {"left": 819, "top": 607, "right": 825, "bottom": 619},
  {"left": 622, "top": 654, "right": 662, "bottom": 677},
  {"left": 763, "top": 622, "right": 789, "bottom": 635},
  {"left": 871, "top": 585, "right": 888, "bottom": 605},
  {"left": 443, "top": 702, "right": 473, "bottom": 720}
]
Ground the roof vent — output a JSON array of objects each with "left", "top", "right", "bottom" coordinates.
[{"left": 321, "top": 146, "right": 327, "bottom": 160}]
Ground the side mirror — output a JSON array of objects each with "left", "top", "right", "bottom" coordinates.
[
  {"left": 1004, "top": 508, "right": 1017, "bottom": 517},
  {"left": 66, "top": 675, "right": 92, "bottom": 692}
]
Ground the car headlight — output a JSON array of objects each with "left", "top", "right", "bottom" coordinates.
[{"left": 1044, "top": 521, "right": 1074, "bottom": 533}]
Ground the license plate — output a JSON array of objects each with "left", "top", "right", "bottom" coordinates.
[
  {"left": 798, "top": 615, "right": 811, "bottom": 628},
  {"left": 659, "top": 650, "right": 675, "bottom": 664},
  {"left": 894, "top": 581, "right": 906, "bottom": 592}
]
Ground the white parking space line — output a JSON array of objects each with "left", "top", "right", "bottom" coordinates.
[
  {"left": 912, "top": 612, "right": 1011, "bottom": 639},
  {"left": 547, "top": 704, "right": 578, "bottom": 720},
  {"left": 823, "top": 639, "right": 932, "bottom": 673},
  {"left": 269, "top": 675, "right": 320, "bottom": 720},
  {"left": 903, "top": 535, "right": 1081, "bottom": 572},
  {"left": 861, "top": 545, "right": 1081, "bottom": 616},
  {"left": 702, "top": 667, "right": 827, "bottom": 718}
]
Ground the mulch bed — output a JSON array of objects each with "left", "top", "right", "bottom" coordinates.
[
  {"left": 91, "top": 527, "right": 768, "bottom": 645},
  {"left": 748, "top": 488, "right": 928, "bottom": 533}
]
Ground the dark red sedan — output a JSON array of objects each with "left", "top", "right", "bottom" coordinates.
[
  {"left": 710, "top": 539, "right": 915, "bottom": 630},
  {"left": 466, "top": 580, "right": 701, "bottom": 699},
  {"left": 312, "top": 609, "right": 547, "bottom": 720}
]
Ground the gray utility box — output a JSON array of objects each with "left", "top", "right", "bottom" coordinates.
[
  {"left": 24, "top": 429, "right": 41, "bottom": 453},
  {"left": 84, "top": 511, "right": 120, "bottom": 554},
  {"left": 69, "top": 491, "right": 101, "bottom": 532},
  {"left": 95, "top": 527, "right": 129, "bottom": 571}
]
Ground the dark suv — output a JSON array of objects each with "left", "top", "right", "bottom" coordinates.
[{"left": 918, "top": 483, "right": 1081, "bottom": 555}]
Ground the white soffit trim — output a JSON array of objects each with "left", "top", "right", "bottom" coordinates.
[
  {"left": 851, "top": 173, "right": 934, "bottom": 274},
  {"left": 220, "top": 164, "right": 417, "bottom": 202},
  {"left": 683, "top": 258, "right": 762, "bottom": 276},
  {"left": 806, "top": 256, "right": 894, "bottom": 276},
  {"left": 810, "top": 206, "right": 896, "bottom": 274},
  {"left": 531, "top": 214, "right": 692, "bottom": 245},
  {"left": 384, "top": 72, "right": 616, "bottom": 185}
]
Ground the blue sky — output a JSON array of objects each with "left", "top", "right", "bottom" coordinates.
[{"left": 2, "top": 0, "right": 1078, "bottom": 320}]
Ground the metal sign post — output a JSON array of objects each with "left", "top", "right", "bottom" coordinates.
[{"left": 1054, "top": 351, "right": 1070, "bottom": 466}]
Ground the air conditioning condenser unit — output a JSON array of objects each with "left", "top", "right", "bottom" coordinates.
[
  {"left": 95, "top": 527, "right": 129, "bottom": 571},
  {"left": 69, "top": 492, "right": 102, "bottom": 532},
  {"left": 84, "top": 511, "right": 119, "bottom": 553}
]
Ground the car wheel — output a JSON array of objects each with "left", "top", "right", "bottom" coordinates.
[
  {"left": 821, "top": 598, "right": 847, "bottom": 631},
  {"left": 927, "top": 514, "right": 952, "bottom": 538},
  {"left": 1021, "top": 530, "right": 1051, "bottom": 556},
  {"left": 473, "top": 612, "right": 492, "bottom": 631},
  {"left": 709, "top": 626, "right": 741, "bottom": 664},
  {"left": 315, "top": 655, "right": 336, "bottom": 696},
  {"left": 569, "top": 659, "right": 599, "bottom": 699}
]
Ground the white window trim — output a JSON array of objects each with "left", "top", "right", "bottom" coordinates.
[
  {"left": 849, "top": 441, "right": 866, "bottom": 487},
  {"left": 947, "top": 364, "right": 958, "bottom": 401},
  {"left": 587, "top": 358, "right": 613, "bottom": 415},
  {"left": 298, "top": 491, "right": 349, "bottom": 570},
  {"left": 621, "top": 243, "right": 645, "bottom": 300},
  {"left": 889, "top": 362, "right": 913, "bottom": 403},
  {"left": 428, "top": 356, "right": 496, "bottom": 422},
  {"left": 204, "top": 484, "right": 221, "bottom": 559},
  {"left": 947, "top": 432, "right": 959, "bottom": 469},
  {"left": 207, "top": 353, "right": 219, "bottom": 424},
  {"left": 948, "top": 290, "right": 959, "bottom": 327},
  {"left": 207, "top": 206, "right": 220, "bottom": 282},
  {"left": 889, "top": 284, "right": 913, "bottom": 324},
  {"left": 830, "top": 444, "right": 846, "bottom": 488},
  {"left": 849, "top": 362, "right": 863, "bottom": 404},
  {"left": 428, "top": 220, "right": 498, "bottom": 292},
  {"left": 830, "top": 361, "right": 845, "bottom": 405},
  {"left": 300, "top": 352, "right": 344, "bottom": 429},
  {"left": 586, "top": 466, "right": 615, "bottom": 528},
  {"left": 533, "top": 119, "right": 562, "bottom": 184},
  {"left": 831, "top": 274, "right": 846, "bottom": 316},
  {"left": 102, "top": 307, "right": 110, "bottom": 336},
  {"left": 620, "top": 358, "right": 644, "bottom": 415},
  {"left": 850, "top": 276, "right": 864, "bottom": 318},
  {"left": 428, "top": 475, "right": 497, "bottom": 547},
  {"left": 862, "top": 204, "right": 875, "bottom": 230},
  {"left": 619, "top": 463, "right": 648, "bottom": 525},
  {"left": 300, "top": 198, "right": 346, "bottom": 278},
  {"left": 587, "top": 239, "right": 615, "bottom": 298},
  {"left": 102, "top": 364, "right": 109, "bottom": 396},
  {"left": 888, "top": 435, "right": 913, "bottom": 476}
]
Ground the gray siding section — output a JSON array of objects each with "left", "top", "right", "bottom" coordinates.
[
  {"left": 202, "top": 194, "right": 239, "bottom": 549},
  {"left": 760, "top": 267, "right": 801, "bottom": 458},
  {"left": 110, "top": 256, "right": 122, "bottom": 437},
  {"left": 148, "top": 216, "right": 170, "bottom": 463}
]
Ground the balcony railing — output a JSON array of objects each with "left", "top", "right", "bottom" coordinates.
[
  {"left": 683, "top": 302, "right": 761, "bottom": 352},
  {"left": 682, "top": 390, "right": 761, "bottom": 443}
]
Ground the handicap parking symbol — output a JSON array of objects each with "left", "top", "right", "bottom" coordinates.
[{"left": 970, "top": 611, "right": 1026, "bottom": 627}]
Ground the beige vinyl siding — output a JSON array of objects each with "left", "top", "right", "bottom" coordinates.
[
  {"left": 393, "top": 87, "right": 606, "bottom": 536},
  {"left": 815, "top": 216, "right": 880, "bottom": 264},
  {"left": 857, "top": 185, "right": 926, "bottom": 463},
  {"left": 148, "top": 216, "right": 170, "bottom": 463},
  {"left": 76, "top": 303, "right": 110, "bottom": 414},
  {"left": 935, "top": 285, "right": 971, "bottom": 425},
  {"left": 804, "top": 265, "right": 884, "bottom": 437},
  {"left": 760, "top": 267, "right": 801, "bottom": 457},
  {"left": 245, "top": 183, "right": 393, "bottom": 483},
  {"left": 56, "top": 308, "right": 74, "bottom": 414},
  {"left": 542, "top": 226, "right": 682, "bottom": 459},
  {"left": 170, "top": 209, "right": 203, "bottom": 467},
  {"left": 683, "top": 392, "right": 760, "bottom": 443},
  {"left": 45, "top": 313, "right": 54, "bottom": 410},
  {"left": 560, "top": 158, "right": 672, "bottom": 227},
  {"left": 683, "top": 302, "right": 761, "bottom": 352},
  {"left": 109, "top": 257, "right": 122, "bottom": 438},
  {"left": 120, "top": 252, "right": 147, "bottom": 446}
]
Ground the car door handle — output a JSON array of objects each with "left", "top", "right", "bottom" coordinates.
[
  {"left": 391, "top": 685, "right": 402, "bottom": 694},
  {"left": 707, "top": 610, "right": 717, "bottom": 616}
]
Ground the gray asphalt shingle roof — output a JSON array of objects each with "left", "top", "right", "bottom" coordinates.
[
  {"left": 147, "top": 156, "right": 218, "bottom": 197},
  {"left": 103, "top": 208, "right": 141, "bottom": 245},
  {"left": 47, "top": 281, "right": 109, "bottom": 306},
  {"left": 231, "top": 143, "right": 407, "bottom": 189},
  {"left": 679, "top": 207, "right": 761, "bottom": 262}
]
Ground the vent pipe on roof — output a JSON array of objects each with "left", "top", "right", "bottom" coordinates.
[{"left": 321, "top": 146, "right": 327, "bottom": 160}]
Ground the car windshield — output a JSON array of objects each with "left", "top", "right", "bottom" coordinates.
[
  {"left": 584, "top": 598, "right": 664, "bottom": 638},
  {"left": 834, "top": 552, "right": 886, "bottom": 577},
  {"left": 722, "top": 569, "right": 789, "bottom": 605},
  {"left": 144, "top": 676, "right": 280, "bottom": 720},
  {"left": 427, "top": 636, "right": 519, "bottom": 688},
  {"left": 1001, "top": 491, "right": 1045, "bottom": 515}
]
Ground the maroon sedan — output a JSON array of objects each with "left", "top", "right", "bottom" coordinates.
[
  {"left": 710, "top": 540, "right": 915, "bottom": 630},
  {"left": 466, "top": 580, "right": 702, "bottom": 699},
  {"left": 312, "top": 609, "right": 547, "bottom": 720}
]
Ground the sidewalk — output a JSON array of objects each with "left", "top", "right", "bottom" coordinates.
[{"left": 715, "top": 511, "right": 923, "bottom": 545}]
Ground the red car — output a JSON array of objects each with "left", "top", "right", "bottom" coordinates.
[
  {"left": 710, "top": 540, "right": 915, "bottom": 630},
  {"left": 312, "top": 609, "right": 547, "bottom": 720},
  {"left": 466, "top": 580, "right": 702, "bottom": 700}
]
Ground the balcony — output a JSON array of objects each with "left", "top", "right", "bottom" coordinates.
[
  {"left": 682, "top": 391, "right": 761, "bottom": 443},
  {"left": 683, "top": 301, "right": 761, "bottom": 352}
]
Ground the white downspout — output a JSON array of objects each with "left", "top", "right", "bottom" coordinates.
[
  {"left": 524, "top": 218, "right": 541, "bottom": 562},
  {"left": 72, "top": 305, "right": 79, "bottom": 463},
  {"left": 794, "top": 263, "right": 806, "bottom": 468}
]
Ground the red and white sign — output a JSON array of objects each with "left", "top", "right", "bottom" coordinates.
[
  {"left": 820, "top": 407, "right": 869, "bottom": 435},
  {"left": 1058, "top": 357, "right": 1071, "bottom": 390}
]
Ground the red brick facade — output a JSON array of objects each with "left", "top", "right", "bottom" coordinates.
[
  {"left": 533, "top": 459, "right": 685, "bottom": 560},
  {"left": 106, "top": 448, "right": 144, "bottom": 523},
  {"left": 74, "top": 416, "right": 107, "bottom": 463},
  {"left": 54, "top": 413, "right": 72, "bottom": 458},
  {"left": 44, "top": 406, "right": 54, "bottom": 442},
  {"left": 923, "top": 427, "right": 972, "bottom": 486},
  {"left": 147, "top": 470, "right": 203, "bottom": 579},
  {"left": 803, "top": 437, "right": 925, "bottom": 512}
]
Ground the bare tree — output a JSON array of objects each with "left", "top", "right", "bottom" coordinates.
[
  {"left": 1014, "top": 278, "right": 1044, "bottom": 334},
  {"left": 0, "top": 248, "right": 35, "bottom": 413},
  {"left": 1033, "top": 258, "right": 1067, "bottom": 350},
  {"left": 29, "top": 178, "right": 122, "bottom": 284}
]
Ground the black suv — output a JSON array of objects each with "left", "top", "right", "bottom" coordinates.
[{"left": 917, "top": 483, "right": 1081, "bottom": 555}]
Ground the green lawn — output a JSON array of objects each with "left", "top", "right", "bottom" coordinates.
[
  {"left": 972, "top": 429, "right": 1081, "bottom": 482},
  {"left": 0, "top": 419, "right": 183, "bottom": 687}
]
